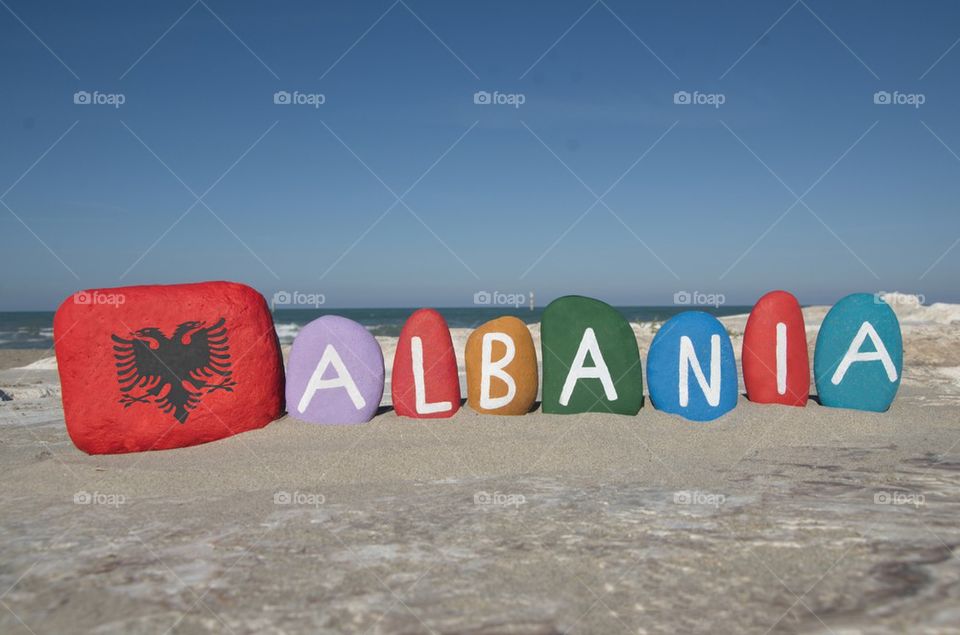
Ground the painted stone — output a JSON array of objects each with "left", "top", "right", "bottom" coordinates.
[
  {"left": 286, "top": 315, "right": 384, "bottom": 424},
  {"left": 465, "top": 316, "right": 538, "bottom": 415},
  {"left": 541, "top": 296, "right": 643, "bottom": 415},
  {"left": 814, "top": 293, "right": 902, "bottom": 412},
  {"left": 647, "top": 311, "right": 738, "bottom": 422},
  {"left": 742, "top": 290, "right": 810, "bottom": 406},
  {"left": 54, "top": 281, "right": 284, "bottom": 454},
  {"left": 391, "top": 308, "right": 460, "bottom": 418}
]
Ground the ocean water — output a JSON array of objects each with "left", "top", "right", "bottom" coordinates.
[
  {"left": 0, "top": 312, "right": 56, "bottom": 349},
  {"left": 0, "top": 306, "right": 753, "bottom": 349}
]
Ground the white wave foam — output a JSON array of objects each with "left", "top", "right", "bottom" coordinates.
[{"left": 274, "top": 323, "right": 301, "bottom": 344}]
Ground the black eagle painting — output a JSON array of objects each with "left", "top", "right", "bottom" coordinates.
[{"left": 112, "top": 318, "right": 236, "bottom": 423}]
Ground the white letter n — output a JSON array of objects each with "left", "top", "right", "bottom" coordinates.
[{"left": 679, "top": 335, "right": 721, "bottom": 407}]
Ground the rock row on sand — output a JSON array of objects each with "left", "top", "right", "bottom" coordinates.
[
  {"left": 54, "top": 281, "right": 284, "bottom": 454},
  {"left": 391, "top": 308, "right": 461, "bottom": 418},
  {"left": 465, "top": 316, "right": 538, "bottom": 415},
  {"left": 742, "top": 290, "right": 810, "bottom": 406},
  {"left": 814, "top": 293, "right": 902, "bottom": 412},
  {"left": 647, "top": 311, "right": 738, "bottom": 422},
  {"left": 286, "top": 315, "right": 384, "bottom": 424},
  {"left": 540, "top": 296, "right": 643, "bottom": 415},
  {"left": 53, "top": 284, "right": 910, "bottom": 454}
]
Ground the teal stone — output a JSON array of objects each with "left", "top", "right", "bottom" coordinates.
[
  {"left": 814, "top": 293, "right": 903, "bottom": 412},
  {"left": 541, "top": 296, "right": 643, "bottom": 415}
]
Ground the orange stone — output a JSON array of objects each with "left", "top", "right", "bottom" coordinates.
[{"left": 465, "top": 316, "right": 538, "bottom": 415}]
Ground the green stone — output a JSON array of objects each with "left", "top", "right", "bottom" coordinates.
[{"left": 541, "top": 296, "right": 643, "bottom": 415}]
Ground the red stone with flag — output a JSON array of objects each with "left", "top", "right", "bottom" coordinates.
[{"left": 54, "top": 281, "right": 284, "bottom": 454}]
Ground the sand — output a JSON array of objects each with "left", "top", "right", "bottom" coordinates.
[{"left": 1, "top": 303, "right": 960, "bottom": 634}]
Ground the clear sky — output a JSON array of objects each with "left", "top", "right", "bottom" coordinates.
[{"left": 1, "top": 0, "right": 959, "bottom": 310}]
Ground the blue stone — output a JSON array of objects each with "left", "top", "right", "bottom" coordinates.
[
  {"left": 647, "top": 311, "right": 738, "bottom": 422},
  {"left": 814, "top": 293, "right": 902, "bottom": 412}
]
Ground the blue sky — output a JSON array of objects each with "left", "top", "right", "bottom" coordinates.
[{"left": 1, "top": 0, "right": 959, "bottom": 310}]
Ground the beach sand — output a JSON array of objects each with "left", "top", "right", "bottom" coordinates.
[{"left": 1, "top": 302, "right": 959, "bottom": 634}]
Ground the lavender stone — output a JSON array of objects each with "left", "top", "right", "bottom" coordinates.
[{"left": 286, "top": 316, "right": 384, "bottom": 424}]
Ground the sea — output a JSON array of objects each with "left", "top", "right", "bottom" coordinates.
[{"left": 0, "top": 306, "right": 754, "bottom": 350}]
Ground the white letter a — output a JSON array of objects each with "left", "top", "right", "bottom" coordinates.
[
  {"left": 830, "top": 321, "right": 898, "bottom": 385},
  {"left": 298, "top": 344, "right": 366, "bottom": 413},
  {"left": 559, "top": 328, "right": 618, "bottom": 406}
]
